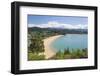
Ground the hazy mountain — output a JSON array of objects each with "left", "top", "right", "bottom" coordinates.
[{"left": 28, "top": 27, "right": 88, "bottom": 35}]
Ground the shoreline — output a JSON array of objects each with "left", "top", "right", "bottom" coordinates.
[{"left": 43, "top": 35, "right": 63, "bottom": 59}]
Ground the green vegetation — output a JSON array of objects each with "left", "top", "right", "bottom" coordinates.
[
  {"left": 28, "top": 27, "right": 88, "bottom": 35},
  {"left": 28, "top": 52, "right": 45, "bottom": 60},
  {"left": 51, "top": 48, "right": 88, "bottom": 59},
  {"left": 28, "top": 31, "right": 45, "bottom": 60},
  {"left": 28, "top": 48, "right": 88, "bottom": 60}
]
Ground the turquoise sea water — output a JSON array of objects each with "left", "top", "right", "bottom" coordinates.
[{"left": 51, "top": 34, "right": 88, "bottom": 52}]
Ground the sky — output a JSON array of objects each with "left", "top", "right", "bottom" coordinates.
[{"left": 28, "top": 15, "right": 88, "bottom": 29}]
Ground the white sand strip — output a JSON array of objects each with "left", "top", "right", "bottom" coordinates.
[{"left": 43, "top": 35, "right": 63, "bottom": 59}]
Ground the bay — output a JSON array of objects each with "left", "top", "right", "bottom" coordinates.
[{"left": 51, "top": 34, "right": 88, "bottom": 52}]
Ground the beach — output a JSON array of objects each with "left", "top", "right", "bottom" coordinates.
[{"left": 43, "top": 35, "right": 63, "bottom": 59}]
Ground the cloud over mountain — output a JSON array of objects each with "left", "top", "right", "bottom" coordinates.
[{"left": 28, "top": 21, "right": 87, "bottom": 29}]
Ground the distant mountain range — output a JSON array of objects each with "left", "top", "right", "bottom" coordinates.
[{"left": 28, "top": 27, "right": 88, "bottom": 34}]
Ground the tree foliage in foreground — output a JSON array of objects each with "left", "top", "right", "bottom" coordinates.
[{"left": 51, "top": 48, "right": 88, "bottom": 59}]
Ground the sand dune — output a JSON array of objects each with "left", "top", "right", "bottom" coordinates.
[{"left": 43, "top": 35, "right": 63, "bottom": 59}]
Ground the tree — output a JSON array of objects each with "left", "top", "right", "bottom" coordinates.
[
  {"left": 28, "top": 33, "right": 44, "bottom": 54},
  {"left": 64, "top": 48, "right": 70, "bottom": 55}
]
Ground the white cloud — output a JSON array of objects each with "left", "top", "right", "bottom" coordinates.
[{"left": 28, "top": 21, "right": 87, "bottom": 29}]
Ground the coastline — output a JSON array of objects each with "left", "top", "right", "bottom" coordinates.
[{"left": 43, "top": 35, "right": 63, "bottom": 59}]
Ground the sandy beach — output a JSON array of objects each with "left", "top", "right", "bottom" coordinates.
[{"left": 43, "top": 35, "right": 63, "bottom": 59}]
